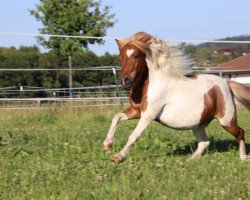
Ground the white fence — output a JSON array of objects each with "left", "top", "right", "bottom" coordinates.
[
  {"left": 0, "top": 32, "right": 250, "bottom": 110},
  {"left": 0, "top": 96, "right": 129, "bottom": 110},
  {"left": 0, "top": 67, "right": 249, "bottom": 110}
]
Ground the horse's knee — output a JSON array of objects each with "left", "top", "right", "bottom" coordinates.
[
  {"left": 112, "top": 113, "right": 128, "bottom": 124},
  {"left": 222, "top": 124, "right": 245, "bottom": 142}
]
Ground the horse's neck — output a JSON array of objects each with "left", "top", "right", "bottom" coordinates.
[
  {"left": 146, "top": 63, "right": 186, "bottom": 100},
  {"left": 148, "top": 67, "right": 173, "bottom": 89},
  {"left": 146, "top": 55, "right": 184, "bottom": 88},
  {"left": 129, "top": 70, "right": 149, "bottom": 105}
]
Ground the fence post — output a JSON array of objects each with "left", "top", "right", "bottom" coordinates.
[
  {"left": 112, "top": 67, "right": 123, "bottom": 106},
  {"left": 19, "top": 85, "right": 23, "bottom": 97},
  {"left": 68, "top": 55, "right": 73, "bottom": 98}
]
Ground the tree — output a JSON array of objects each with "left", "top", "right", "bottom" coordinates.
[
  {"left": 98, "top": 52, "right": 119, "bottom": 85},
  {"left": 73, "top": 50, "right": 100, "bottom": 86},
  {"left": 0, "top": 46, "right": 119, "bottom": 98},
  {"left": 0, "top": 46, "right": 60, "bottom": 97},
  {"left": 30, "top": 0, "right": 116, "bottom": 96},
  {"left": 184, "top": 44, "right": 197, "bottom": 57},
  {"left": 0, "top": 46, "right": 40, "bottom": 89}
]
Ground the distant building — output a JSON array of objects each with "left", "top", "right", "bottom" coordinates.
[
  {"left": 206, "top": 53, "right": 250, "bottom": 85},
  {"left": 219, "top": 48, "right": 236, "bottom": 55}
]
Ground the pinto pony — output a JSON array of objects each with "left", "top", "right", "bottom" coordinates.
[{"left": 103, "top": 32, "right": 250, "bottom": 163}]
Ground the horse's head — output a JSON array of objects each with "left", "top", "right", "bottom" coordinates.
[
  {"left": 116, "top": 40, "right": 148, "bottom": 87},
  {"left": 115, "top": 32, "right": 153, "bottom": 87},
  {"left": 116, "top": 32, "right": 191, "bottom": 85}
]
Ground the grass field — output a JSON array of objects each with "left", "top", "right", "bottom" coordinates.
[{"left": 0, "top": 106, "right": 249, "bottom": 199}]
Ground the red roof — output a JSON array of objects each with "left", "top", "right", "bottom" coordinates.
[{"left": 211, "top": 53, "right": 250, "bottom": 70}]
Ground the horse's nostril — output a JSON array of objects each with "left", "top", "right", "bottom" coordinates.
[{"left": 122, "top": 77, "right": 131, "bottom": 86}]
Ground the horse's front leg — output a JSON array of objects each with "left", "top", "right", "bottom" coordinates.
[
  {"left": 103, "top": 106, "right": 140, "bottom": 150},
  {"left": 111, "top": 113, "right": 153, "bottom": 163},
  {"left": 103, "top": 113, "right": 128, "bottom": 150}
]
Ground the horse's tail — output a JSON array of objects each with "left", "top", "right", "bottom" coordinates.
[{"left": 228, "top": 81, "right": 250, "bottom": 111}]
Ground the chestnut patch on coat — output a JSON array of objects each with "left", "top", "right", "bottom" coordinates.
[
  {"left": 220, "top": 84, "right": 244, "bottom": 142},
  {"left": 119, "top": 45, "right": 149, "bottom": 113},
  {"left": 129, "top": 67, "right": 149, "bottom": 112},
  {"left": 227, "top": 86, "right": 237, "bottom": 126},
  {"left": 123, "top": 106, "right": 141, "bottom": 119},
  {"left": 222, "top": 124, "right": 245, "bottom": 142},
  {"left": 200, "top": 85, "right": 226, "bottom": 126}
]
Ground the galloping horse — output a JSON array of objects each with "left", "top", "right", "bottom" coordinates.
[{"left": 103, "top": 32, "right": 250, "bottom": 163}]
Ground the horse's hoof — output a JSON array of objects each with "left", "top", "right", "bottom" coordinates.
[
  {"left": 103, "top": 143, "right": 112, "bottom": 150},
  {"left": 111, "top": 154, "right": 123, "bottom": 163},
  {"left": 187, "top": 154, "right": 201, "bottom": 161},
  {"left": 240, "top": 155, "right": 249, "bottom": 161}
]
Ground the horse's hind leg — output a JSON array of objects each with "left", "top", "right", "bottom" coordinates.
[
  {"left": 189, "top": 127, "right": 210, "bottom": 160},
  {"left": 221, "top": 123, "right": 248, "bottom": 160}
]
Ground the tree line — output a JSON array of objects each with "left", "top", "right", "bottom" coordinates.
[
  {"left": 0, "top": 46, "right": 119, "bottom": 97},
  {"left": 2, "top": 0, "right": 249, "bottom": 98},
  {"left": 1, "top": 35, "right": 250, "bottom": 97},
  {"left": 184, "top": 35, "right": 250, "bottom": 67}
]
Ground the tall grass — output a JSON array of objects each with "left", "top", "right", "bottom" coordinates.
[{"left": 0, "top": 107, "right": 249, "bottom": 199}]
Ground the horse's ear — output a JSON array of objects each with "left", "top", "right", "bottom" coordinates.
[{"left": 115, "top": 39, "right": 128, "bottom": 50}]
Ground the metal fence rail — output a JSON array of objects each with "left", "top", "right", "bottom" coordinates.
[
  {"left": 0, "top": 96, "right": 129, "bottom": 110},
  {"left": 0, "top": 67, "right": 249, "bottom": 110}
]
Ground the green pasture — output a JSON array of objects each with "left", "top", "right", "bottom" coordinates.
[{"left": 0, "top": 107, "right": 249, "bottom": 199}]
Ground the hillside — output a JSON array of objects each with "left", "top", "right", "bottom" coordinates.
[{"left": 197, "top": 35, "right": 250, "bottom": 49}]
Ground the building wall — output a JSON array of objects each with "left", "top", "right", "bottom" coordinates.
[{"left": 224, "top": 74, "right": 250, "bottom": 85}]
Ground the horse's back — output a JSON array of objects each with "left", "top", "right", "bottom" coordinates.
[{"left": 193, "top": 74, "right": 228, "bottom": 88}]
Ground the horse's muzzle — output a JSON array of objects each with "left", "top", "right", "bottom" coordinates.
[{"left": 121, "top": 76, "right": 132, "bottom": 86}]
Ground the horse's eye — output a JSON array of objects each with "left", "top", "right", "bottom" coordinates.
[{"left": 134, "top": 53, "right": 140, "bottom": 59}]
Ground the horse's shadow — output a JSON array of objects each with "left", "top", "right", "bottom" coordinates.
[{"left": 172, "top": 137, "right": 250, "bottom": 156}]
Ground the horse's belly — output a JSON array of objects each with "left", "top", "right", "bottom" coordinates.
[{"left": 156, "top": 106, "right": 203, "bottom": 130}]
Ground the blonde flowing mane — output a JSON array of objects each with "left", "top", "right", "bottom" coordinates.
[
  {"left": 117, "top": 32, "right": 152, "bottom": 54},
  {"left": 117, "top": 32, "right": 192, "bottom": 79}
]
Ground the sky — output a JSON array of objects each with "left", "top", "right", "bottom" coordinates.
[{"left": 0, "top": 0, "right": 250, "bottom": 55}]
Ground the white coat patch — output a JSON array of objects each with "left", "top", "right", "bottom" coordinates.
[{"left": 126, "top": 49, "right": 134, "bottom": 57}]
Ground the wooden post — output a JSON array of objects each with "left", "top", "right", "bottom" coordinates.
[{"left": 68, "top": 55, "right": 73, "bottom": 98}]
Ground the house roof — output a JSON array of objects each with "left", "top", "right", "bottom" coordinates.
[{"left": 211, "top": 53, "right": 250, "bottom": 70}]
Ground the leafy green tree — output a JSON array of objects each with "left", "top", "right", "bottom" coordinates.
[
  {"left": 1, "top": 47, "right": 42, "bottom": 97},
  {"left": 98, "top": 52, "right": 119, "bottom": 85},
  {"left": 0, "top": 46, "right": 40, "bottom": 96},
  {"left": 73, "top": 50, "right": 99, "bottom": 86},
  {"left": 184, "top": 44, "right": 197, "bottom": 57},
  {"left": 0, "top": 46, "right": 120, "bottom": 98},
  {"left": 30, "top": 0, "right": 116, "bottom": 96},
  {"left": 99, "top": 52, "right": 119, "bottom": 66}
]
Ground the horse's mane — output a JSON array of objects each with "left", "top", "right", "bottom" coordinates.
[
  {"left": 117, "top": 32, "right": 152, "bottom": 55},
  {"left": 118, "top": 32, "right": 192, "bottom": 79}
]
